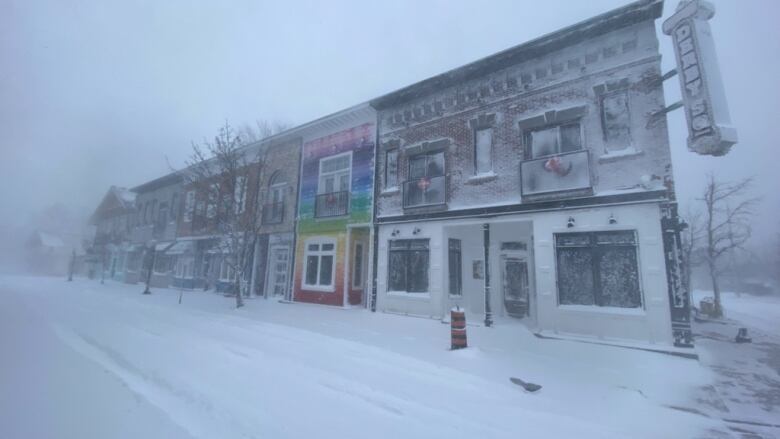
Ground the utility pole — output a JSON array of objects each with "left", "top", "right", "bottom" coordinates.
[{"left": 143, "top": 242, "right": 156, "bottom": 295}]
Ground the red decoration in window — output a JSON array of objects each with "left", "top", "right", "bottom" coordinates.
[{"left": 543, "top": 156, "right": 572, "bottom": 177}]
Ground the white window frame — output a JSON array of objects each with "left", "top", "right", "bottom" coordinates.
[
  {"left": 302, "top": 237, "right": 337, "bottom": 292},
  {"left": 184, "top": 191, "right": 195, "bottom": 222},
  {"left": 318, "top": 151, "right": 352, "bottom": 195},
  {"left": 524, "top": 121, "right": 583, "bottom": 160}
]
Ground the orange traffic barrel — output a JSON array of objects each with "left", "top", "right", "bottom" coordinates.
[{"left": 451, "top": 308, "right": 467, "bottom": 350}]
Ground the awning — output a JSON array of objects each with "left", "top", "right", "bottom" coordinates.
[
  {"left": 155, "top": 241, "right": 175, "bottom": 252},
  {"left": 165, "top": 240, "right": 195, "bottom": 255}
]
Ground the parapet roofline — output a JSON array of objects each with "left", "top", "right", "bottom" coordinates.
[{"left": 370, "top": 0, "right": 664, "bottom": 110}]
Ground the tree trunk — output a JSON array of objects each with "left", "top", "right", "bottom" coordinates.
[
  {"left": 235, "top": 277, "right": 244, "bottom": 308},
  {"left": 709, "top": 261, "right": 723, "bottom": 318}
]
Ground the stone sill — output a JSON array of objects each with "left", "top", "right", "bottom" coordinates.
[
  {"left": 464, "top": 172, "right": 498, "bottom": 185},
  {"left": 380, "top": 187, "right": 400, "bottom": 197},
  {"left": 598, "top": 148, "right": 644, "bottom": 164}
]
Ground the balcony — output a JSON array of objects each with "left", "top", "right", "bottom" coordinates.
[
  {"left": 403, "top": 175, "right": 446, "bottom": 208},
  {"left": 262, "top": 201, "right": 285, "bottom": 224},
  {"left": 314, "top": 191, "right": 349, "bottom": 218},
  {"left": 520, "top": 150, "right": 591, "bottom": 197}
]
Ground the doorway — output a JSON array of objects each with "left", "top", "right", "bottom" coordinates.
[
  {"left": 267, "top": 246, "right": 290, "bottom": 298},
  {"left": 500, "top": 241, "right": 531, "bottom": 318}
]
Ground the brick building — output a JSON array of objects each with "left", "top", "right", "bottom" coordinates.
[{"left": 370, "top": 0, "right": 691, "bottom": 346}]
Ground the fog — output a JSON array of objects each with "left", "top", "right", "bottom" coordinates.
[{"left": 2, "top": 0, "right": 778, "bottom": 244}]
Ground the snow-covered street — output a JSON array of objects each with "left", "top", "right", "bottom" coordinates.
[{"left": 0, "top": 276, "right": 747, "bottom": 438}]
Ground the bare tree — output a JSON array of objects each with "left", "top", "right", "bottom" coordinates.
[
  {"left": 236, "top": 119, "right": 290, "bottom": 144},
  {"left": 680, "top": 205, "right": 703, "bottom": 298},
  {"left": 699, "top": 174, "right": 759, "bottom": 317},
  {"left": 180, "top": 121, "right": 266, "bottom": 308}
]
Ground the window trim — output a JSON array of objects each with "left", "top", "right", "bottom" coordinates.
[
  {"left": 387, "top": 238, "right": 430, "bottom": 294},
  {"left": 403, "top": 151, "right": 446, "bottom": 208},
  {"left": 523, "top": 120, "right": 584, "bottom": 160},
  {"left": 599, "top": 88, "right": 632, "bottom": 151},
  {"left": 318, "top": 151, "right": 352, "bottom": 195},
  {"left": 554, "top": 230, "right": 643, "bottom": 309},
  {"left": 302, "top": 237, "right": 337, "bottom": 292}
]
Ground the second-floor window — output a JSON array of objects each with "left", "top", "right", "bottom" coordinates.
[
  {"left": 601, "top": 90, "right": 631, "bottom": 151},
  {"left": 184, "top": 191, "right": 195, "bottom": 222},
  {"left": 264, "top": 172, "right": 286, "bottom": 224},
  {"left": 207, "top": 184, "right": 218, "bottom": 219},
  {"left": 319, "top": 153, "right": 351, "bottom": 195},
  {"left": 404, "top": 151, "right": 445, "bottom": 208},
  {"left": 157, "top": 202, "right": 168, "bottom": 228},
  {"left": 474, "top": 128, "right": 493, "bottom": 174},
  {"left": 385, "top": 149, "right": 398, "bottom": 189},
  {"left": 170, "top": 193, "right": 179, "bottom": 220},
  {"left": 303, "top": 238, "right": 336, "bottom": 291},
  {"left": 234, "top": 176, "right": 247, "bottom": 214},
  {"left": 524, "top": 121, "right": 582, "bottom": 159},
  {"left": 316, "top": 153, "right": 351, "bottom": 218}
]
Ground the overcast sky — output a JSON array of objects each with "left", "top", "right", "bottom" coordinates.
[{"left": 1, "top": 0, "right": 778, "bottom": 245}]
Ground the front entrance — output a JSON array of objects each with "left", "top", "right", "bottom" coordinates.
[
  {"left": 268, "top": 246, "right": 290, "bottom": 298},
  {"left": 500, "top": 242, "right": 531, "bottom": 318},
  {"left": 347, "top": 227, "right": 370, "bottom": 306}
]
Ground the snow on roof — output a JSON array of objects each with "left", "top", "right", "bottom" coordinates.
[{"left": 113, "top": 186, "right": 136, "bottom": 206}]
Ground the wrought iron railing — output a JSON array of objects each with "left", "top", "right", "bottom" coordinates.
[
  {"left": 402, "top": 175, "right": 446, "bottom": 208},
  {"left": 262, "top": 201, "right": 285, "bottom": 224},
  {"left": 314, "top": 191, "right": 349, "bottom": 218},
  {"left": 520, "top": 149, "right": 591, "bottom": 197}
]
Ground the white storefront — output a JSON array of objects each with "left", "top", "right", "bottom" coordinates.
[{"left": 375, "top": 199, "right": 675, "bottom": 345}]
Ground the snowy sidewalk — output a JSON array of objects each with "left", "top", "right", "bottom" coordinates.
[
  {"left": 1, "top": 275, "right": 730, "bottom": 438},
  {"left": 692, "top": 291, "right": 780, "bottom": 439}
]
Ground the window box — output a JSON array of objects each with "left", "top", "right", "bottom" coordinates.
[{"left": 520, "top": 149, "right": 592, "bottom": 196}]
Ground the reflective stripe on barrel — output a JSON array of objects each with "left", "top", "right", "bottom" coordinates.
[{"left": 451, "top": 309, "right": 467, "bottom": 350}]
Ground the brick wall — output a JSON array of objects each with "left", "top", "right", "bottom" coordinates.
[{"left": 375, "top": 21, "right": 673, "bottom": 218}]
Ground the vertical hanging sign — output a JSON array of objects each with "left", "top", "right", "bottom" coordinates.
[{"left": 663, "top": 0, "right": 737, "bottom": 156}]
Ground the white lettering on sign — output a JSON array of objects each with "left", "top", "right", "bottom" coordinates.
[{"left": 663, "top": 0, "right": 737, "bottom": 156}]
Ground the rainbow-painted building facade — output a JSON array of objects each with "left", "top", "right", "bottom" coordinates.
[{"left": 292, "top": 104, "right": 376, "bottom": 307}]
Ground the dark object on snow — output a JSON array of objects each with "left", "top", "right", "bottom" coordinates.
[
  {"left": 735, "top": 327, "right": 752, "bottom": 343},
  {"left": 510, "top": 377, "right": 542, "bottom": 392},
  {"left": 699, "top": 297, "right": 716, "bottom": 317},
  {"left": 450, "top": 307, "right": 467, "bottom": 350}
]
